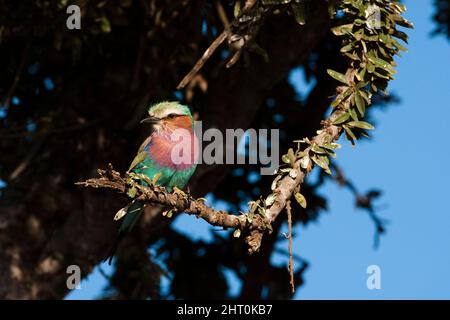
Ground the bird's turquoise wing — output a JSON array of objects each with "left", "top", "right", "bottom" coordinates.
[
  {"left": 128, "top": 135, "right": 197, "bottom": 190},
  {"left": 128, "top": 135, "right": 152, "bottom": 172},
  {"left": 167, "top": 164, "right": 197, "bottom": 190}
]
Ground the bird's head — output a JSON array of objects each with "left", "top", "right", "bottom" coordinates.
[{"left": 141, "top": 101, "right": 193, "bottom": 133}]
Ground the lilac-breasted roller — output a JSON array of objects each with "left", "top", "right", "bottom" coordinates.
[{"left": 105, "top": 101, "right": 198, "bottom": 264}]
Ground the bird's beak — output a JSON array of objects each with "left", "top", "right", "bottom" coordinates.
[{"left": 140, "top": 116, "right": 160, "bottom": 124}]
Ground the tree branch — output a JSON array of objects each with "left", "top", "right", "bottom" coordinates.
[
  {"left": 176, "top": 31, "right": 228, "bottom": 90},
  {"left": 286, "top": 199, "right": 295, "bottom": 293},
  {"left": 2, "top": 42, "right": 29, "bottom": 108},
  {"left": 176, "top": 0, "right": 261, "bottom": 89},
  {"left": 76, "top": 166, "right": 268, "bottom": 254},
  {"left": 332, "top": 163, "right": 387, "bottom": 248}
]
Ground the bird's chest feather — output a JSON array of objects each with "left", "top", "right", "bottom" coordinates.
[{"left": 146, "top": 130, "right": 198, "bottom": 171}]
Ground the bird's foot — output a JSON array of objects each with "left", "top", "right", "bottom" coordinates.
[{"left": 172, "top": 186, "right": 186, "bottom": 197}]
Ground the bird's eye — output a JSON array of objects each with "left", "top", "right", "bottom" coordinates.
[{"left": 167, "top": 114, "right": 177, "bottom": 119}]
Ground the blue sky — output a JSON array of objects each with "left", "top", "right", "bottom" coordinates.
[{"left": 67, "top": 0, "right": 450, "bottom": 299}]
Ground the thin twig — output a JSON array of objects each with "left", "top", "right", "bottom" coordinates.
[
  {"left": 243, "top": 0, "right": 257, "bottom": 11},
  {"left": 273, "top": 247, "right": 305, "bottom": 264},
  {"left": 2, "top": 42, "right": 30, "bottom": 108},
  {"left": 0, "top": 119, "right": 102, "bottom": 139},
  {"left": 331, "top": 163, "right": 387, "bottom": 248},
  {"left": 286, "top": 199, "right": 295, "bottom": 293},
  {"left": 176, "top": 31, "right": 228, "bottom": 90},
  {"left": 176, "top": 0, "right": 259, "bottom": 90},
  {"left": 215, "top": 0, "right": 230, "bottom": 29},
  {"left": 9, "top": 132, "right": 47, "bottom": 181},
  {"left": 98, "top": 267, "right": 112, "bottom": 281}
]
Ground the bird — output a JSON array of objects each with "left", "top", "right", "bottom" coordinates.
[{"left": 105, "top": 101, "right": 198, "bottom": 264}]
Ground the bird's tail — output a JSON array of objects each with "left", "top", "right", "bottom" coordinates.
[{"left": 104, "top": 200, "right": 145, "bottom": 265}]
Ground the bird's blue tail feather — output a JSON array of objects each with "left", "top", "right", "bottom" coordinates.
[{"left": 105, "top": 200, "right": 145, "bottom": 265}]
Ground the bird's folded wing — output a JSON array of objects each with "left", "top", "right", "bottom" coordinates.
[
  {"left": 128, "top": 136, "right": 152, "bottom": 172},
  {"left": 128, "top": 151, "right": 148, "bottom": 172}
]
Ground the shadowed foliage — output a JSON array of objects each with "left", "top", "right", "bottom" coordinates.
[{"left": 433, "top": 0, "right": 450, "bottom": 38}]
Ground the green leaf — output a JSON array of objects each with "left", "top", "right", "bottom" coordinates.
[
  {"left": 322, "top": 143, "right": 341, "bottom": 150},
  {"left": 265, "top": 193, "right": 277, "bottom": 206},
  {"left": 127, "top": 186, "right": 137, "bottom": 198},
  {"left": 98, "top": 16, "right": 111, "bottom": 33},
  {"left": 393, "top": 30, "right": 409, "bottom": 43},
  {"left": 312, "top": 155, "right": 331, "bottom": 174},
  {"left": 271, "top": 174, "right": 282, "bottom": 190},
  {"left": 396, "top": 18, "right": 414, "bottom": 29},
  {"left": 288, "top": 148, "right": 296, "bottom": 166},
  {"left": 311, "top": 145, "right": 327, "bottom": 154},
  {"left": 355, "top": 91, "right": 366, "bottom": 116},
  {"left": 331, "top": 24, "right": 353, "bottom": 36},
  {"left": 340, "top": 43, "right": 353, "bottom": 53},
  {"left": 234, "top": 0, "right": 241, "bottom": 18},
  {"left": 281, "top": 154, "right": 290, "bottom": 164},
  {"left": 164, "top": 209, "right": 174, "bottom": 218},
  {"left": 342, "top": 87, "right": 352, "bottom": 99},
  {"left": 368, "top": 55, "right": 395, "bottom": 73},
  {"left": 332, "top": 112, "right": 350, "bottom": 125},
  {"left": 353, "top": 18, "right": 364, "bottom": 26},
  {"left": 347, "top": 121, "right": 375, "bottom": 130},
  {"left": 343, "top": 125, "right": 357, "bottom": 142},
  {"left": 326, "top": 149, "right": 337, "bottom": 158},
  {"left": 392, "top": 39, "right": 408, "bottom": 52},
  {"left": 291, "top": 2, "right": 306, "bottom": 25},
  {"left": 359, "top": 89, "right": 371, "bottom": 103},
  {"left": 294, "top": 192, "right": 307, "bottom": 208},
  {"left": 360, "top": 40, "right": 367, "bottom": 53},
  {"left": 327, "top": 69, "right": 349, "bottom": 85},
  {"left": 349, "top": 107, "right": 358, "bottom": 121},
  {"left": 331, "top": 98, "right": 342, "bottom": 108},
  {"left": 356, "top": 81, "right": 369, "bottom": 89}
]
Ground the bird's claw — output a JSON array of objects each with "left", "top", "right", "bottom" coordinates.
[{"left": 172, "top": 186, "right": 186, "bottom": 197}]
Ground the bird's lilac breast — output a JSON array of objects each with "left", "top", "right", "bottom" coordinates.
[{"left": 147, "top": 129, "right": 198, "bottom": 170}]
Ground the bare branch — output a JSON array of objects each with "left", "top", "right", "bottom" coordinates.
[
  {"left": 2, "top": 42, "right": 29, "bottom": 108},
  {"left": 286, "top": 199, "right": 295, "bottom": 293},
  {"left": 176, "top": 0, "right": 261, "bottom": 89},
  {"left": 176, "top": 31, "right": 228, "bottom": 90},
  {"left": 215, "top": 0, "right": 230, "bottom": 29}
]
